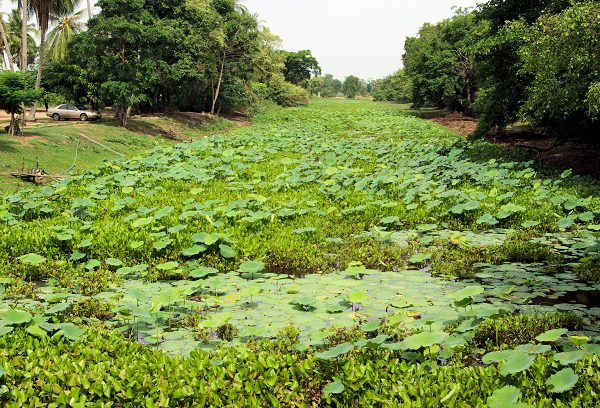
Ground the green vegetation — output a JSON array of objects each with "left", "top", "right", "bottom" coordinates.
[
  {"left": 1, "top": 99, "right": 599, "bottom": 404},
  {"left": 0, "top": 114, "right": 233, "bottom": 192},
  {"left": 371, "top": 70, "right": 412, "bottom": 103},
  {"left": 378, "top": 0, "right": 600, "bottom": 137},
  {"left": 0, "top": 71, "right": 41, "bottom": 135}
]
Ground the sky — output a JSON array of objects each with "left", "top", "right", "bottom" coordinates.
[
  {"left": 243, "top": 0, "right": 482, "bottom": 80},
  {"left": 2, "top": 0, "right": 482, "bottom": 80}
]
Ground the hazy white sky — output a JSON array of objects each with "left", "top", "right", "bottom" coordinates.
[
  {"left": 243, "top": 0, "right": 481, "bottom": 79},
  {"left": 2, "top": 0, "right": 482, "bottom": 79}
]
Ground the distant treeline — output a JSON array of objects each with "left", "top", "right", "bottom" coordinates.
[{"left": 373, "top": 0, "right": 600, "bottom": 138}]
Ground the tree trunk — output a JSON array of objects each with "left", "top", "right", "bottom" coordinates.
[
  {"left": 20, "top": 0, "right": 28, "bottom": 71},
  {"left": 10, "top": 111, "right": 15, "bottom": 137},
  {"left": 29, "top": 26, "right": 46, "bottom": 121},
  {"left": 0, "top": 19, "right": 14, "bottom": 71},
  {"left": 119, "top": 106, "right": 131, "bottom": 127},
  {"left": 87, "top": 0, "right": 93, "bottom": 21},
  {"left": 20, "top": 0, "right": 28, "bottom": 128},
  {"left": 211, "top": 54, "right": 226, "bottom": 115}
]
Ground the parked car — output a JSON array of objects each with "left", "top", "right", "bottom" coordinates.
[{"left": 47, "top": 104, "right": 102, "bottom": 121}]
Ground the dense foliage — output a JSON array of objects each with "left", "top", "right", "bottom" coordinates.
[
  {"left": 379, "top": 0, "right": 600, "bottom": 138},
  {"left": 1, "top": 328, "right": 599, "bottom": 406},
  {"left": 282, "top": 49, "right": 321, "bottom": 87},
  {"left": 342, "top": 75, "right": 362, "bottom": 98},
  {"left": 1, "top": 100, "right": 599, "bottom": 405},
  {"left": 2, "top": 0, "right": 318, "bottom": 126},
  {"left": 0, "top": 71, "right": 41, "bottom": 135},
  {"left": 371, "top": 70, "right": 411, "bottom": 103},
  {"left": 519, "top": 2, "right": 600, "bottom": 135}
]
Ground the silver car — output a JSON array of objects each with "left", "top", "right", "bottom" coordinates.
[{"left": 47, "top": 104, "right": 101, "bottom": 121}]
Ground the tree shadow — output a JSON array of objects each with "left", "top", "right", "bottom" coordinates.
[{"left": 0, "top": 137, "right": 18, "bottom": 153}]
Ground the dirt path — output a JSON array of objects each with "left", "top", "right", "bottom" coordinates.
[{"left": 430, "top": 112, "right": 600, "bottom": 179}]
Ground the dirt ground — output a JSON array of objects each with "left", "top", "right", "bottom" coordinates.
[{"left": 431, "top": 112, "right": 600, "bottom": 180}]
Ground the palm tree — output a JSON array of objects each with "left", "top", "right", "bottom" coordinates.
[
  {"left": 20, "top": 0, "right": 28, "bottom": 71},
  {"left": 3, "top": 8, "right": 37, "bottom": 64},
  {"left": 28, "top": 0, "right": 76, "bottom": 120},
  {"left": 0, "top": 12, "right": 14, "bottom": 71},
  {"left": 46, "top": 7, "right": 84, "bottom": 61}
]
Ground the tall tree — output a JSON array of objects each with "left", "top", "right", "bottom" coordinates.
[
  {"left": 0, "top": 12, "right": 14, "bottom": 71},
  {"left": 2, "top": 9, "right": 36, "bottom": 64},
  {"left": 86, "top": 0, "right": 92, "bottom": 20},
  {"left": 282, "top": 49, "right": 321, "bottom": 87},
  {"left": 20, "top": 0, "right": 28, "bottom": 71},
  {"left": 210, "top": 0, "right": 259, "bottom": 114},
  {"left": 0, "top": 71, "right": 41, "bottom": 135},
  {"left": 342, "top": 75, "right": 361, "bottom": 99},
  {"left": 28, "top": 0, "right": 77, "bottom": 120},
  {"left": 46, "top": 7, "right": 85, "bottom": 62}
]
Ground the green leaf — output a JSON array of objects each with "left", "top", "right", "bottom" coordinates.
[
  {"left": 361, "top": 320, "right": 380, "bottom": 333},
  {"left": 70, "top": 251, "right": 86, "bottom": 261},
  {"left": 219, "top": 244, "right": 235, "bottom": 259},
  {"left": 0, "top": 326, "right": 14, "bottom": 336},
  {"left": 130, "top": 240, "right": 145, "bottom": 249},
  {"left": 482, "top": 350, "right": 512, "bottom": 364},
  {"left": 152, "top": 239, "right": 172, "bottom": 251},
  {"left": 500, "top": 351, "right": 535, "bottom": 376},
  {"left": 582, "top": 343, "right": 600, "bottom": 355},
  {"left": 1, "top": 309, "right": 32, "bottom": 325},
  {"left": 568, "top": 335, "right": 590, "bottom": 346},
  {"left": 477, "top": 214, "right": 499, "bottom": 225},
  {"left": 553, "top": 350, "right": 585, "bottom": 366},
  {"left": 18, "top": 253, "right": 46, "bottom": 266},
  {"left": 57, "top": 323, "right": 84, "bottom": 340},
  {"left": 514, "top": 343, "right": 551, "bottom": 354},
  {"left": 317, "top": 343, "right": 354, "bottom": 360},
  {"left": 239, "top": 260, "right": 265, "bottom": 274},
  {"left": 578, "top": 212, "right": 594, "bottom": 222},
  {"left": 132, "top": 217, "right": 154, "bottom": 228},
  {"left": 401, "top": 331, "right": 449, "bottom": 350},
  {"left": 291, "top": 296, "right": 317, "bottom": 310},
  {"left": 26, "top": 325, "right": 47, "bottom": 338},
  {"left": 487, "top": 386, "right": 523, "bottom": 408},
  {"left": 347, "top": 291, "right": 368, "bottom": 304},
  {"left": 84, "top": 259, "right": 101, "bottom": 270},
  {"left": 535, "top": 328, "right": 568, "bottom": 342},
  {"left": 409, "top": 253, "right": 431, "bottom": 263},
  {"left": 546, "top": 368, "right": 579, "bottom": 393},
  {"left": 454, "top": 285, "right": 484, "bottom": 301},
  {"left": 181, "top": 245, "right": 207, "bottom": 257},
  {"left": 156, "top": 261, "right": 179, "bottom": 271},
  {"left": 323, "top": 379, "right": 345, "bottom": 396},
  {"left": 105, "top": 258, "right": 123, "bottom": 267},
  {"left": 189, "top": 266, "right": 218, "bottom": 279},
  {"left": 557, "top": 218, "right": 574, "bottom": 229}
]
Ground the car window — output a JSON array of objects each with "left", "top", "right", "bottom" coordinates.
[
  {"left": 58, "top": 104, "right": 67, "bottom": 109},
  {"left": 67, "top": 105, "right": 77, "bottom": 110}
]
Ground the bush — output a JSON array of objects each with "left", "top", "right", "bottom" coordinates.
[
  {"left": 268, "top": 79, "right": 310, "bottom": 107},
  {"left": 519, "top": 2, "right": 600, "bottom": 136},
  {"left": 474, "top": 312, "right": 583, "bottom": 348},
  {"left": 1, "top": 329, "right": 599, "bottom": 406},
  {"left": 251, "top": 79, "right": 309, "bottom": 108},
  {"left": 372, "top": 70, "right": 412, "bottom": 103}
]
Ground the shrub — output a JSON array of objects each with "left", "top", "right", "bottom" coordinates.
[
  {"left": 474, "top": 312, "right": 583, "bottom": 348},
  {"left": 0, "top": 329, "right": 599, "bottom": 406},
  {"left": 267, "top": 79, "right": 310, "bottom": 107}
]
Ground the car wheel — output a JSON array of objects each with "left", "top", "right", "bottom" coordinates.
[
  {"left": 80, "top": 113, "right": 88, "bottom": 121},
  {"left": 52, "top": 113, "right": 60, "bottom": 121}
]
